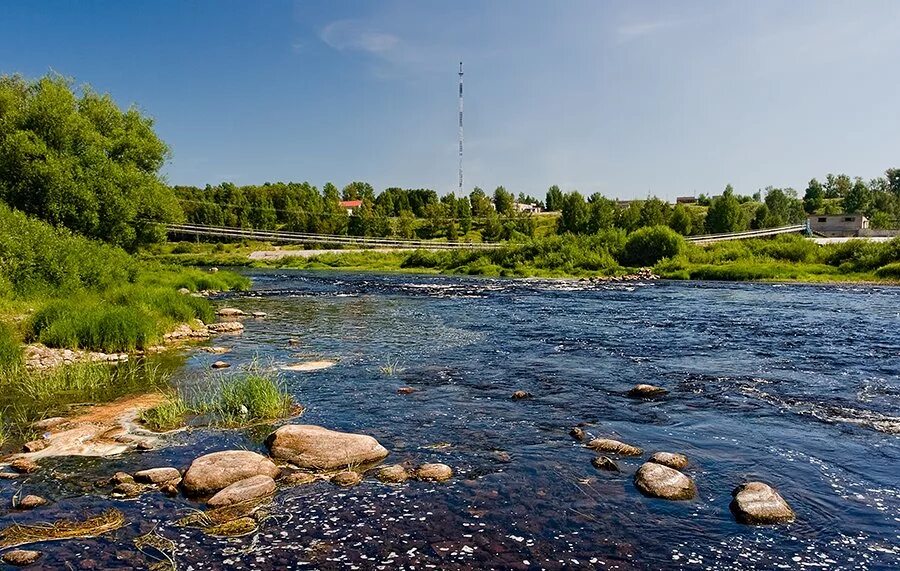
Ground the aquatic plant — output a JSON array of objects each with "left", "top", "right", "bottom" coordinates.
[
  {"left": 379, "top": 356, "right": 406, "bottom": 376},
  {"left": 209, "top": 373, "right": 295, "bottom": 425},
  {"left": 0, "top": 509, "right": 126, "bottom": 549},
  {"left": 139, "top": 393, "right": 189, "bottom": 432}
]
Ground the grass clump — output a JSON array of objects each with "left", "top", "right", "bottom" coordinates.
[
  {"left": 0, "top": 322, "right": 22, "bottom": 372},
  {"left": 139, "top": 393, "right": 189, "bottom": 432},
  {"left": 0, "top": 509, "right": 126, "bottom": 549}
]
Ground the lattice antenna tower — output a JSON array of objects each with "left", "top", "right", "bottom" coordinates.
[{"left": 458, "top": 61, "right": 464, "bottom": 196}]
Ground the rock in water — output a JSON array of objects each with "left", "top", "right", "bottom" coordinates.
[
  {"left": 207, "top": 322, "right": 244, "bottom": 333},
  {"left": 649, "top": 452, "right": 689, "bottom": 470},
  {"left": 182, "top": 450, "right": 280, "bottom": 497},
  {"left": 627, "top": 384, "right": 668, "bottom": 398},
  {"left": 16, "top": 494, "right": 48, "bottom": 509},
  {"left": 282, "top": 471, "right": 317, "bottom": 486},
  {"left": 376, "top": 465, "right": 410, "bottom": 483},
  {"left": 2, "top": 549, "right": 41, "bottom": 566},
  {"left": 570, "top": 427, "right": 586, "bottom": 441},
  {"left": 251, "top": 311, "right": 267, "bottom": 318},
  {"left": 634, "top": 462, "right": 696, "bottom": 500},
  {"left": 111, "top": 472, "right": 135, "bottom": 485},
  {"left": 265, "top": 425, "right": 389, "bottom": 470},
  {"left": 397, "top": 387, "right": 417, "bottom": 395},
  {"left": 134, "top": 467, "right": 181, "bottom": 484},
  {"left": 331, "top": 471, "right": 363, "bottom": 487},
  {"left": 112, "top": 482, "right": 144, "bottom": 498},
  {"left": 586, "top": 438, "right": 643, "bottom": 456},
  {"left": 207, "top": 475, "right": 276, "bottom": 508},
  {"left": 216, "top": 308, "right": 245, "bottom": 317},
  {"left": 511, "top": 390, "right": 532, "bottom": 400},
  {"left": 591, "top": 456, "right": 620, "bottom": 471},
  {"left": 10, "top": 458, "right": 39, "bottom": 474},
  {"left": 416, "top": 463, "right": 453, "bottom": 482},
  {"left": 211, "top": 360, "right": 230, "bottom": 369},
  {"left": 730, "top": 482, "right": 795, "bottom": 524}
]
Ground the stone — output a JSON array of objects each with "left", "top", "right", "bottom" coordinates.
[
  {"left": 16, "top": 494, "right": 48, "bottom": 509},
  {"left": 159, "top": 482, "right": 180, "bottom": 497},
  {"left": 216, "top": 308, "right": 245, "bottom": 317},
  {"left": 178, "top": 287, "right": 191, "bottom": 295},
  {"left": 2, "top": 550, "right": 42, "bottom": 566},
  {"left": 649, "top": 452, "right": 689, "bottom": 470},
  {"left": 207, "top": 321, "right": 244, "bottom": 334},
  {"left": 0, "top": 472, "right": 21, "bottom": 479},
  {"left": 331, "top": 471, "right": 362, "bottom": 487},
  {"left": 136, "top": 441, "right": 155, "bottom": 451},
  {"left": 205, "top": 346, "right": 229, "bottom": 354},
  {"left": 182, "top": 450, "right": 280, "bottom": 497},
  {"left": 397, "top": 387, "right": 417, "bottom": 395},
  {"left": 511, "top": 390, "right": 532, "bottom": 400},
  {"left": 416, "top": 463, "right": 453, "bottom": 482},
  {"left": 211, "top": 360, "right": 230, "bottom": 369},
  {"left": 591, "top": 456, "right": 620, "bottom": 471},
  {"left": 251, "top": 311, "right": 267, "bottom": 318},
  {"left": 376, "top": 465, "right": 410, "bottom": 483},
  {"left": 492, "top": 451, "right": 512, "bottom": 463},
  {"left": 10, "top": 458, "right": 39, "bottom": 474},
  {"left": 627, "top": 384, "right": 668, "bottom": 398},
  {"left": 207, "top": 475, "right": 276, "bottom": 508},
  {"left": 31, "top": 417, "right": 68, "bottom": 431},
  {"left": 134, "top": 467, "right": 181, "bottom": 484},
  {"left": 21, "top": 439, "right": 47, "bottom": 453},
  {"left": 282, "top": 471, "right": 317, "bottom": 486},
  {"left": 569, "top": 427, "right": 586, "bottom": 441},
  {"left": 209, "top": 267, "right": 219, "bottom": 273},
  {"left": 265, "top": 425, "right": 389, "bottom": 470},
  {"left": 288, "top": 338, "right": 302, "bottom": 346},
  {"left": 112, "top": 482, "right": 144, "bottom": 497},
  {"left": 111, "top": 471, "right": 135, "bottom": 485},
  {"left": 730, "top": 482, "right": 795, "bottom": 524},
  {"left": 586, "top": 438, "right": 643, "bottom": 456},
  {"left": 634, "top": 462, "right": 696, "bottom": 500}
]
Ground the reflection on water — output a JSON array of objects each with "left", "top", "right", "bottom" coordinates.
[{"left": 3, "top": 271, "right": 899, "bottom": 569}]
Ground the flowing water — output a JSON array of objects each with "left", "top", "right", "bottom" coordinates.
[{"left": 4, "top": 271, "right": 900, "bottom": 570}]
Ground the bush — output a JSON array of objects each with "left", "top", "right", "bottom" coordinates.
[
  {"left": 622, "top": 225, "right": 685, "bottom": 266},
  {"left": 875, "top": 262, "right": 900, "bottom": 279}
]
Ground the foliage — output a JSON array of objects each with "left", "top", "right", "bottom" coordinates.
[
  {"left": 0, "top": 322, "right": 21, "bottom": 372},
  {"left": 874, "top": 262, "right": 900, "bottom": 280},
  {"left": 139, "top": 393, "right": 189, "bottom": 431},
  {"left": 0, "top": 73, "right": 181, "bottom": 250},
  {"left": 622, "top": 225, "right": 684, "bottom": 266},
  {"left": 706, "top": 185, "right": 748, "bottom": 233}
]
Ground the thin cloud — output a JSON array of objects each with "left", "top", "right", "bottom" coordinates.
[
  {"left": 320, "top": 20, "right": 400, "bottom": 54},
  {"left": 616, "top": 19, "right": 683, "bottom": 42}
]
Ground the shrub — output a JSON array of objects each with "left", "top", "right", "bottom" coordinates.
[
  {"left": 622, "top": 225, "right": 685, "bottom": 266},
  {"left": 875, "top": 262, "right": 900, "bottom": 280}
]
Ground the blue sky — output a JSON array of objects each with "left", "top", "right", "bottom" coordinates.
[{"left": 1, "top": 1, "right": 898, "bottom": 200}]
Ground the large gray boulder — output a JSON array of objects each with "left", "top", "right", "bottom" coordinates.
[
  {"left": 730, "top": 482, "right": 795, "bottom": 524},
  {"left": 182, "top": 450, "right": 280, "bottom": 497},
  {"left": 207, "top": 475, "right": 276, "bottom": 508},
  {"left": 634, "top": 462, "right": 696, "bottom": 500},
  {"left": 265, "top": 425, "right": 389, "bottom": 470}
]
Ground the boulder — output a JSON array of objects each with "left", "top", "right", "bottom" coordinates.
[
  {"left": 111, "top": 472, "right": 135, "bottom": 485},
  {"left": 16, "top": 495, "right": 48, "bottom": 510},
  {"left": 376, "top": 465, "right": 410, "bottom": 483},
  {"left": 511, "top": 390, "right": 532, "bottom": 400},
  {"left": 210, "top": 360, "right": 230, "bottom": 369},
  {"left": 21, "top": 440, "right": 47, "bottom": 453},
  {"left": 265, "top": 425, "right": 389, "bottom": 470},
  {"left": 178, "top": 287, "right": 191, "bottom": 295},
  {"left": 730, "top": 482, "right": 795, "bottom": 524},
  {"left": 634, "top": 462, "right": 696, "bottom": 500},
  {"left": 649, "top": 452, "right": 689, "bottom": 470},
  {"left": 205, "top": 346, "right": 229, "bottom": 354},
  {"left": 112, "top": 482, "right": 144, "bottom": 498},
  {"left": 216, "top": 308, "right": 245, "bottom": 317},
  {"left": 627, "top": 384, "right": 668, "bottom": 398},
  {"left": 416, "top": 463, "right": 453, "bottom": 482},
  {"left": 31, "top": 417, "right": 68, "bottom": 431},
  {"left": 569, "top": 427, "right": 586, "bottom": 441},
  {"left": 282, "top": 471, "right": 317, "bottom": 486},
  {"left": 134, "top": 467, "right": 181, "bottom": 484},
  {"left": 207, "top": 475, "right": 276, "bottom": 508},
  {"left": 591, "top": 456, "right": 620, "bottom": 471},
  {"left": 2, "top": 550, "right": 41, "bottom": 566},
  {"left": 10, "top": 458, "right": 39, "bottom": 474},
  {"left": 182, "top": 450, "right": 280, "bottom": 497},
  {"left": 251, "top": 312, "right": 267, "bottom": 318},
  {"left": 208, "top": 322, "right": 244, "bottom": 334},
  {"left": 331, "top": 471, "right": 362, "bottom": 487},
  {"left": 586, "top": 438, "right": 643, "bottom": 456}
]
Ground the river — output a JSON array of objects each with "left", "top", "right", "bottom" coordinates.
[{"left": 5, "top": 271, "right": 900, "bottom": 569}]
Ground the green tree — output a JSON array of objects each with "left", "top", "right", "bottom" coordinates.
[
  {"left": 621, "top": 225, "right": 684, "bottom": 266},
  {"left": 668, "top": 204, "right": 692, "bottom": 235},
  {"left": 342, "top": 181, "right": 375, "bottom": 202},
  {"left": 803, "top": 178, "right": 824, "bottom": 213},
  {"left": 0, "top": 73, "right": 181, "bottom": 250},
  {"left": 705, "top": 185, "right": 748, "bottom": 233},
  {"left": 493, "top": 186, "right": 514, "bottom": 216},
  {"left": 639, "top": 197, "right": 670, "bottom": 228},
  {"left": 546, "top": 185, "right": 563, "bottom": 211},
  {"left": 887, "top": 168, "right": 900, "bottom": 197},
  {"left": 558, "top": 191, "right": 588, "bottom": 233},
  {"left": 843, "top": 177, "right": 871, "bottom": 213},
  {"left": 396, "top": 209, "right": 415, "bottom": 238},
  {"left": 322, "top": 182, "right": 348, "bottom": 234},
  {"left": 456, "top": 196, "right": 472, "bottom": 235},
  {"left": 469, "top": 187, "right": 492, "bottom": 218},
  {"left": 824, "top": 174, "right": 852, "bottom": 199},
  {"left": 586, "top": 194, "right": 615, "bottom": 233}
]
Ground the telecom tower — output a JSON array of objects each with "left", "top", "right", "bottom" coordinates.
[{"left": 458, "top": 61, "right": 464, "bottom": 196}]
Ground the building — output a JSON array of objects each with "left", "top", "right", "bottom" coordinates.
[
  {"left": 808, "top": 214, "right": 869, "bottom": 237},
  {"left": 676, "top": 196, "right": 698, "bottom": 204},
  {"left": 339, "top": 200, "right": 363, "bottom": 216},
  {"left": 514, "top": 202, "right": 542, "bottom": 214}
]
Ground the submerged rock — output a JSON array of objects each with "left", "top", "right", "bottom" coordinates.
[
  {"left": 569, "top": 427, "right": 586, "bottom": 441},
  {"left": 266, "top": 424, "right": 389, "bottom": 470},
  {"left": 0, "top": 472, "right": 21, "bottom": 479},
  {"left": 207, "top": 475, "right": 276, "bottom": 508},
  {"left": 730, "top": 482, "right": 795, "bottom": 524},
  {"left": 159, "top": 482, "right": 180, "bottom": 497},
  {"left": 10, "top": 458, "right": 40, "bottom": 474},
  {"left": 416, "top": 463, "right": 453, "bottom": 482},
  {"left": 591, "top": 456, "right": 620, "bottom": 472},
  {"left": 397, "top": 387, "right": 417, "bottom": 395},
  {"left": 16, "top": 494, "right": 48, "bottom": 510},
  {"left": 627, "top": 384, "right": 668, "bottom": 398},
  {"left": 210, "top": 360, "right": 230, "bottom": 369},
  {"left": 251, "top": 311, "right": 267, "bottom": 318},
  {"left": 634, "top": 462, "right": 696, "bottom": 500},
  {"left": 331, "top": 471, "right": 363, "bottom": 487},
  {"left": 586, "top": 438, "right": 643, "bottom": 456},
  {"left": 182, "top": 450, "right": 280, "bottom": 497},
  {"left": 511, "top": 390, "right": 532, "bottom": 400},
  {"left": 111, "top": 472, "right": 135, "bottom": 485},
  {"left": 282, "top": 471, "right": 317, "bottom": 486},
  {"left": 281, "top": 360, "right": 336, "bottom": 372},
  {"left": 134, "top": 467, "right": 181, "bottom": 484},
  {"left": 2, "top": 549, "right": 41, "bottom": 566},
  {"left": 112, "top": 482, "right": 144, "bottom": 498},
  {"left": 649, "top": 452, "right": 689, "bottom": 470},
  {"left": 216, "top": 308, "right": 245, "bottom": 317},
  {"left": 376, "top": 465, "right": 410, "bottom": 483},
  {"left": 207, "top": 322, "right": 244, "bottom": 334}
]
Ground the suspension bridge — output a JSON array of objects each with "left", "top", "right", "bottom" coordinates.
[{"left": 162, "top": 221, "right": 810, "bottom": 251}]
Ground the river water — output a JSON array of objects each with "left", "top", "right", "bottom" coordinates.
[{"left": 4, "top": 271, "right": 900, "bottom": 569}]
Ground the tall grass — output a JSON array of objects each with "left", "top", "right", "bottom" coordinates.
[{"left": 0, "top": 322, "right": 22, "bottom": 372}]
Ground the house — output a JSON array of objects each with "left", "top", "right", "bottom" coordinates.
[
  {"left": 514, "top": 202, "right": 542, "bottom": 214},
  {"left": 339, "top": 200, "right": 363, "bottom": 216},
  {"left": 808, "top": 214, "right": 869, "bottom": 237},
  {"left": 676, "top": 196, "right": 698, "bottom": 204}
]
